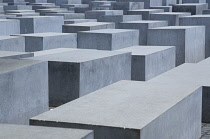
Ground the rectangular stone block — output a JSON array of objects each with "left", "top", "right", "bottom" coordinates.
[
  {"left": 150, "top": 12, "right": 191, "bottom": 26},
  {"left": 26, "top": 49, "right": 131, "bottom": 107},
  {"left": 179, "top": 15, "right": 210, "bottom": 58},
  {"left": 47, "top": 0, "right": 81, "bottom": 5},
  {"left": 44, "top": 13, "right": 85, "bottom": 20},
  {"left": 112, "top": 2, "right": 144, "bottom": 14},
  {"left": 0, "top": 124, "right": 93, "bottom": 139},
  {"left": 0, "top": 59, "right": 48, "bottom": 124},
  {"left": 147, "top": 26, "right": 205, "bottom": 66},
  {"left": 117, "top": 46, "right": 175, "bottom": 81},
  {"left": 150, "top": 6, "right": 172, "bottom": 12},
  {"left": 9, "top": 16, "right": 64, "bottom": 34},
  {"left": 162, "top": 0, "right": 177, "bottom": 6},
  {"left": 0, "top": 36, "right": 25, "bottom": 52},
  {"left": 85, "top": 10, "right": 123, "bottom": 19},
  {"left": 0, "top": 51, "right": 33, "bottom": 59},
  {"left": 172, "top": 3, "right": 208, "bottom": 15},
  {"left": 14, "top": 33, "right": 77, "bottom": 52},
  {"left": 119, "top": 20, "right": 168, "bottom": 45},
  {"left": 7, "top": 12, "right": 40, "bottom": 17},
  {"left": 64, "top": 19, "right": 97, "bottom": 24},
  {"left": 182, "top": 0, "right": 206, "bottom": 3},
  {"left": 30, "top": 80, "right": 202, "bottom": 139},
  {"left": 0, "top": 19, "right": 20, "bottom": 36},
  {"left": 63, "top": 22, "right": 115, "bottom": 33},
  {"left": 25, "top": 0, "right": 48, "bottom": 3},
  {"left": 78, "top": 29, "right": 139, "bottom": 50},
  {"left": 127, "top": 9, "right": 164, "bottom": 20},
  {"left": 3, "top": 5, "right": 32, "bottom": 10}
]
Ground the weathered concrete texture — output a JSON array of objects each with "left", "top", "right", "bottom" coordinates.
[
  {"left": 14, "top": 33, "right": 77, "bottom": 52},
  {"left": 4, "top": 5, "right": 32, "bottom": 10},
  {"left": 85, "top": 10, "right": 123, "bottom": 19},
  {"left": 7, "top": 12, "right": 40, "bottom": 17},
  {"left": 182, "top": 0, "right": 206, "bottom": 3},
  {"left": 172, "top": 3, "right": 208, "bottom": 15},
  {"left": 150, "top": 6, "right": 172, "bottom": 12},
  {"left": 78, "top": 29, "right": 139, "bottom": 50},
  {"left": 30, "top": 80, "right": 202, "bottom": 139},
  {"left": 26, "top": 49, "right": 131, "bottom": 107},
  {"left": 64, "top": 19, "right": 97, "bottom": 24},
  {"left": 162, "top": 0, "right": 177, "bottom": 6},
  {"left": 97, "top": 15, "right": 142, "bottom": 28},
  {"left": 0, "top": 59, "right": 48, "bottom": 125},
  {"left": 0, "top": 51, "right": 33, "bottom": 59},
  {"left": 112, "top": 2, "right": 144, "bottom": 14},
  {"left": 33, "top": 48, "right": 77, "bottom": 57},
  {"left": 127, "top": 9, "right": 164, "bottom": 20},
  {"left": 119, "top": 20, "right": 168, "bottom": 45},
  {"left": 0, "top": 124, "right": 93, "bottom": 139},
  {"left": 62, "top": 22, "right": 115, "bottom": 33},
  {"left": 116, "top": 46, "right": 175, "bottom": 81},
  {"left": 0, "top": 36, "right": 25, "bottom": 52},
  {"left": 150, "top": 12, "right": 191, "bottom": 26},
  {"left": 9, "top": 16, "right": 64, "bottom": 34},
  {"left": 147, "top": 26, "right": 205, "bottom": 66},
  {"left": 179, "top": 15, "right": 210, "bottom": 58},
  {"left": 0, "top": 19, "right": 20, "bottom": 36}
]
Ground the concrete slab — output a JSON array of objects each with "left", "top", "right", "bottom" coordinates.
[
  {"left": 0, "top": 59, "right": 48, "bottom": 124},
  {"left": 0, "top": 51, "right": 33, "bottom": 59},
  {"left": 30, "top": 80, "right": 201, "bottom": 139},
  {"left": 63, "top": 22, "right": 115, "bottom": 33},
  {"left": 147, "top": 26, "right": 205, "bottom": 66},
  {"left": 0, "top": 19, "right": 20, "bottom": 36},
  {"left": 64, "top": 19, "right": 97, "bottom": 24},
  {"left": 116, "top": 46, "right": 175, "bottom": 81},
  {"left": 26, "top": 49, "right": 131, "bottom": 107},
  {"left": 112, "top": 2, "right": 144, "bottom": 14},
  {"left": 0, "top": 36, "right": 25, "bottom": 52},
  {"left": 85, "top": 10, "right": 123, "bottom": 19},
  {"left": 78, "top": 29, "right": 139, "bottom": 50},
  {"left": 0, "top": 124, "right": 93, "bottom": 139}
]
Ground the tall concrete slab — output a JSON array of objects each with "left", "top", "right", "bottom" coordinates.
[
  {"left": 0, "top": 59, "right": 48, "bottom": 125},
  {"left": 147, "top": 26, "right": 205, "bottom": 66},
  {"left": 0, "top": 36, "right": 25, "bottom": 52},
  {"left": 0, "top": 19, "right": 20, "bottom": 36}
]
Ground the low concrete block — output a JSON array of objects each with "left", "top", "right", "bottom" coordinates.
[
  {"left": 26, "top": 49, "right": 131, "bottom": 107},
  {"left": 172, "top": 3, "right": 208, "bottom": 15},
  {"left": 117, "top": 46, "right": 175, "bottom": 81},
  {"left": 30, "top": 80, "right": 202, "bottom": 139},
  {"left": 119, "top": 20, "right": 168, "bottom": 45},
  {"left": 112, "top": 2, "right": 144, "bottom": 14},
  {"left": 0, "top": 124, "right": 93, "bottom": 139},
  {"left": 78, "top": 29, "right": 139, "bottom": 50},
  {"left": 0, "top": 51, "right": 33, "bottom": 59},
  {"left": 44, "top": 13, "right": 85, "bottom": 20},
  {"left": 62, "top": 22, "right": 115, "bottom": 33},
  {"left": 0, "top": 59, "right": 48, "bottom": 125},
  {"left": 85, "top": 10, "right": 123, "bottom": 19},
  {"left": 127, "top": 9, "right": 164, "bottom": 20},
  {"left": 147, "top": 26, "right": 205, "bottom": 66},
  {"left": 150, "top": 12, "right": 191, "bottom": 26},
  {"left": 0, "top": 36, "right": 25, "bottom": 52},
  {"left": 14, "top": 33, "right": 77, "bottom": 52},
  {"left": 0, "top": 19, "right": 20, "bottom": 36},
  {"left": 64, "top": 19, "right": 97, "bottom": 24},
  {"left": 9, "top": 16, "right": 64, "bottom": 34},
  {"left": 150, "top": 6, "right": 172, "bottom": 12}
]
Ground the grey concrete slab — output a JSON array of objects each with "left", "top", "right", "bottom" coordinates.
[
  {"left": 3, "top": 5, "right": 32, "bottom": 10},
  {"left": 112, "top": 2, "right": 144, "bottom": 14},
  {"left": 8, "top": 12, "right": 40, "bottom": 17},
  {"left": 179, "top": 15, "right": 210, "bottom": 58},
  {"left": 0, "top": 19, "right": 20, "bottom": 36},
  {"left": 26, "top": 0, "right": 48, "bottom": 3},
  {"left": 119, "top": 20, "right": 168, "bottom": 45},
  {"left": 30, "top": 80, "right": 201, "bottom": 139},
  {"left": 0, "top": 124, "right": 93, "bottom": 139},
  {"left": 14, "top": 32, "right": 77, "bottom": 52},
  {"left": 85, "top": 10, "right": 123, "bottom": 19},
  {"left": 150, "top": 6, "right": 172, "bottom": 12},
  {"left": 182, "top": 0, "right": 206, "bottom": 3},
  {"left": 147, "top": 26, "right": 205, "bottom": 66},
  {"left": 116, "top": 46, "right": 175, "bottom": 81},
  {"left": 172, "top": 3, "right": 208, "bottom": 15},
  {"left": 0, "top": 59, "right": 48, "bottom": 124},
  {"left": 64, "top": 19, "right": 97, "bottom": 24},
  {"left": 33, "top": 48, "right": 77, "bottom": 56},
  {"left": 44, "top": 13, "right": 85, "bottom": 20},
  {"left": 97, "top": 15, "right": 142, "bottom": 28},
  {"left": 26, "top": 49, "right": 131, "bottom": 107},
  {"left": 48, "top": 0, "right": 81, "bottom": 5},
  {"left": 0, "top": 51, "right": 33, "bottom": 59},
  {"left": 127, "top": 9, "right": 164, "bottom": 20},
  {"left": 0, "top": 36, "right": 25, "bottom": 52},
  {"left": 150, "top": 12, "right": 191, "bottom": 26},
  {"left": 9, "top": 16, "right": 64, "bottom": 34},
  {"left": 162, "top": 0, "right": 177, "bottom": 6},
  {"left": 78, "top": 29, "right": 139, "bottom": 50},
  {"left": 63, "top": 22, "right": 115, "bottom": 33}
]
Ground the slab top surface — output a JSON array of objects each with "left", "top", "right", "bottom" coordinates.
[
  {"left": 80, "top": 29, "right": 137, "bottom": 34},
  {"left": 0, "top": 124, "right": 93, "bottom": 139},
  {"left": 31, "top": 80, "right": 200, "bottom": 130},
  {"left": 15, "top": 32, "right": 74, "bottom": 37},
  {"left": 64, "top": 22, "right": 113, "bottom": 27}
]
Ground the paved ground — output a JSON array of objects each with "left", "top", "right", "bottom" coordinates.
[{"left": 201, "top": 123, "right": 210, "bottom": 139}]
